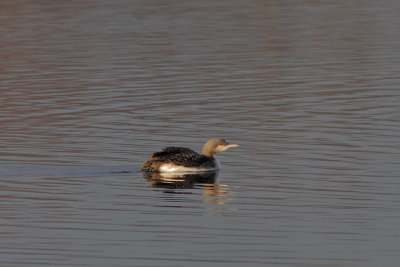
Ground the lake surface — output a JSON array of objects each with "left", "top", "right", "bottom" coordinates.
[{"left": 1, "top": 0, "right": 400, "bottom": 266}]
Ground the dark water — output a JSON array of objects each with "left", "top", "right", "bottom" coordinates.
[{"left": 1, "top": 1, "right": 400, "bottom": 266}]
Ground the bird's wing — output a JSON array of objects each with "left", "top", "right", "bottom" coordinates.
[
  {"left": 151, "top": 147, "right": 210, "bottom": 167},
  {"left": 152, "top": 146, "right": 196, "bottom": 157}
]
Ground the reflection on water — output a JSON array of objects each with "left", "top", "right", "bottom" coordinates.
[
  {"left": 143, "top": 170, "right": 234, "bottom": 211},
  {"left": 202, "top": 183, "right": 233, "bottom": 206},
  {"left": 143, "top": 171, "right": 233, "bottom": 205},
  {"left": 143, "top": 171, "right": 218, "bottom": 189}
]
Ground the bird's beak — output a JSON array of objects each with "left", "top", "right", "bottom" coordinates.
[
  {"left": 226, "top": 144, "right": 239, "bottom": 149},
  {"left": 217, "top": 143, "right": 239, "bottom": 152}
]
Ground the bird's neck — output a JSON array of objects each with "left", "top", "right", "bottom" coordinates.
[{"left": 202, "top": 148, "right": 215, "bottom": 158}]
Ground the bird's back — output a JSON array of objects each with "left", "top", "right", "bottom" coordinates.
[{"left": 141, "top": 146, "right": 216, "bottom": 172}]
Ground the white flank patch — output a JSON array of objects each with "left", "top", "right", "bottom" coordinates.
[{"left": 159, "top": 162, "right": 219, "bottom": 173}]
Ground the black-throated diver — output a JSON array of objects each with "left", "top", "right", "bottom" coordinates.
[{"left": 141, "top": 138, "right": 239, "bottom": 172}]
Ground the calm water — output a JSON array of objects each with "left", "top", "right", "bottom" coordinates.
[{"left": 1, "top": 1, "right": 400, "bottom": 266}]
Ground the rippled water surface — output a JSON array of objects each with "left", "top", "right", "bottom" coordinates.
[{"left": 1, "top": 1, "right": 400, "bottom": 266}]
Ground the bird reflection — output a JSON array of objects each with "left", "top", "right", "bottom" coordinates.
[
  {"left": 142, "top": 171, "right": 233, "bottom": 206},
  {"left": 202, "top": 183, "right": 232, "bottom": 205},
  {"left": 142, "top": 171, "right": 218, "bottom": 189}
]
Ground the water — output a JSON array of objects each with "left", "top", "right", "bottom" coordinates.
[{"left": 1, "top": 1, "right": 400, "bottom": 266}]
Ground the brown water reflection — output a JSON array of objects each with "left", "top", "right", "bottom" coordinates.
[
  {"left": 143, "top": 171, "right": 218, "bottom": 189},
  {"left": 202, "top": 183, "right": 233, "bottom": 206},
  {"left": 143, "top": 171, "right": 233, "bottom": 206}
]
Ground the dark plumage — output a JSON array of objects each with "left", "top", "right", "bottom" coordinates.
[
  {"left": 141, "top": 138, "right": 239, "bottom": 172},
  {"left": 141, "top": 147, "right": 216, "bottom": 172}
]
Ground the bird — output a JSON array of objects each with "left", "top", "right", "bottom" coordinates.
[{"left": 141, "top": 138, "right": 239, "bottom": 172}]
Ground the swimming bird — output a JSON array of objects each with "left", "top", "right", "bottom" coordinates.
[{"left": 141, "top": 138, "right": 239, "bottom": 172}]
